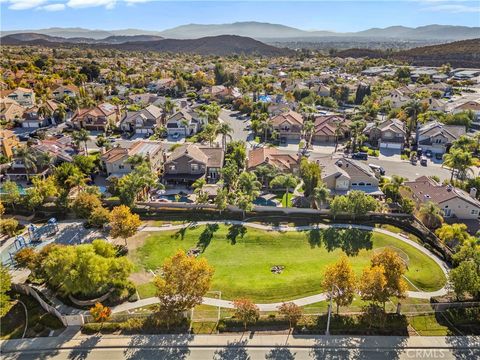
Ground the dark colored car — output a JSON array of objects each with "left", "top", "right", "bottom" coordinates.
[
  {"left": 352, "top": 152, "right": 368, "bottom": 160},
  {"left": 425, "top": 150, "right": 433, "bottom": 158},
  {"left": 416, "top": 147, "right": 423, "bottom": 157}
]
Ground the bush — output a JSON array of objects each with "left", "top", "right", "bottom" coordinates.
[{"left": 0, "top": 218, "right": 19, "bottom": 237}]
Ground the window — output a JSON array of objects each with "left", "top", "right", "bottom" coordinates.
[
  {"left": 119, "top": 165, "right": 124, "bottom": 170},
  {"left": 471, "top": 209, "right": 478, "bottom": 215},
  {"left": 191, "top": 164, "right": 199, "bottom": 171},
  {"left": 169, "top": 165, "right": 176, "bottom": 171}
]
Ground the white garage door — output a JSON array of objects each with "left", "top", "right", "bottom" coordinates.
[{"left": 380, "top": 142, "right": 402, "bottom": 149}]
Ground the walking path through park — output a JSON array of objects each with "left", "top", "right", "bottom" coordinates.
[{"left": 110, "top": 221, "right": 450, "bottom": 313}]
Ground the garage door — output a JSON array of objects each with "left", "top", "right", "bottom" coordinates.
[{"left": 380, "top": 142, "right": 402, "bottom": 149}]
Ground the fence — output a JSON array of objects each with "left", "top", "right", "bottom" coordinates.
[{"left": 12, "top": 283, "right": 68, "bottom": 327}]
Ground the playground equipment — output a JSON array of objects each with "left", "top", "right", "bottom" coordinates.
[{"left": 28, "top": 218, "right": 59, "bottom": 242}]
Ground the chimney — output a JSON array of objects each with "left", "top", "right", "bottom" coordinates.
[{"left": 470, "top": 187, "right": 477, "bottom": 199}]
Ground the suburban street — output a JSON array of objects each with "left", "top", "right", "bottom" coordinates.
[
  {"left": 219, "top": 109, "right": 253, "bottom": 142},
  {"left": 2, "top": 334, "right": 478, "bottom": 360}
]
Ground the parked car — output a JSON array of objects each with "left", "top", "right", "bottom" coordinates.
[
  {"left": 425, "top": 150, "right": 433, "bottom": 158},
  {"left": 368, "top": 164, "right": 385, "bottom": 176},
  {"left": 352, "top": 152, "right": 368, "bottom": 160},
  {"left": 417, "top": 147, "right": 423, "bottom": 157},
  {"left": 171, "top": 133, "right": 180, "bottom": 140},
  {"left": 420, "top": 156, "right": 428, "bottom": 166}
]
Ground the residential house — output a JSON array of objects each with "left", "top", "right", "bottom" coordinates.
[
  {"left": 101, "top": 140, "right": 164, "bottom": 178},
  {"left": 0, "top": 87, "right": 35, "bottom": 107},
  {"left": 247, "top": 147, "right": 300, "bottom": 174},
  {"left": 404, "top": 176, "right": 480, "bottom": 220},
  {"left": 423, "top": 97, "right": 446, "bottom": 112},
  {"left": 120, "top": 105, "right": 162, "bottom": 135},
  {"left": 364, "top": 118, "right": 406, "bottom": 149},
  {"left": 127, "top": 93, "right": 162, "bottom": 106},
  {"left": 51, "top": 84, "right": 79, "bottom": 100},
  {"left": 165, "top": 109, "right": 202, "bottom": 138},
  {"left": 162, "top": 143, "right": 224, "bottom": 185},
  {"left": 0, "top": 130, "right": 20, "bottom": 159},
  {"left": 271, "top": 110, "right": 304, "bottom": 143},
  {"left": 71, "top": 103, "right": 121, "bottom": 131},
  {"left": 21, "top": 106, "right": 50, "bottom": 128},
  {"left": 452, "top": 100, "right": 480, "bottom": 121},
  {"left": 312, "top": 115, "right": 350, "bottom": 144},
  {"left": 316, "top": 157, "right": 382, "bottom": 196},
  {"left": 0, "top": 98, "right": 25, "bottom": 124},
  {"left": 418, "top": 121, "right": 466, "bottom": 155},
  {"left": 201, "top": 85, "right": 241, "bottom": 102},
  {"left": 147, "top": 78, "right": 177, "bottom": 95},
  {"left": 31, "top": 136, "right": 77, "bottom": 163},
  {"left": 383, "top": 89, "right": 410, "bottom": 109}
]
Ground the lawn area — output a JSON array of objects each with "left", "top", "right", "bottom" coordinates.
[{"left": 130, "top": 225, "right": 446, "bottom": 302}]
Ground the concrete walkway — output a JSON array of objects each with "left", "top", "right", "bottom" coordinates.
[{"left": 111, "top": 221, "right": 450, "bottom": 313}]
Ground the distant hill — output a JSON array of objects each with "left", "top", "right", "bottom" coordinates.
[
  {"left": 1, "top": 33, "right": 292, "bottom": 57},
  {"left": 336, "top": 38, "right": 480, "bottom": 67},
  {"left": 1, "top": 33, "right": 163, "bottom": 45},
  {"left": 2, "top": 23, "right": 479, "bottom": 43}
]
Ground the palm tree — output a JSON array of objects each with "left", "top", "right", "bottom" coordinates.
[
  {"left": 303, "top": 120, "right": 315, "bottom": 149},
  {"left": 404, "top": 100, "right": 423, "bottom": 148},
  {"left": 72, "top": 129, "right": 90, "bottom": 155},
  {"left": 204, "top": 123, "right": 218, "bottom": 147},
  {"left": 216, "top": 123, "right": 233, "bottom": 151},
  {"left": 53, "top": 104, "right": 67, "bottom": 124},
  {"left": 126, "top": 154, "right": 147, "bottom": 169},
  {"left": 161, "top": 98, "right": 176, "bottom": 125},
  {"left": 312, "top": 183, "right": 329, "bottom": 209},
  {"left": 334, "top": 120, "right": 346, "bottom": 152},
  {"left": 418, "top": 201, "right": 443, "bottom": 230},
  {"left": 95, "top": 134, "right": 110, "bottom": 151},
  {"left": 237, "top": 172, "right": 262, "bottom": 199},
  {"left": 270, "top": 174, "right": 298, "bottom": 208},
  {"left": 37, "top": 101, "right": 53, "bottom": 120},
  {"left": 15, "top": 147, "right": 37, "bottom": 181},
  {"left": 443, "top": 148, "right": 473, "bottom": 181},
  {"left": 258, "top": 113, "right": 272, "bottom": 143}
]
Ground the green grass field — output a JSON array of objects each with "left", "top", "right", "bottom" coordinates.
[{"left": 130, "top": 225, "right": 446, "bottom": 302}]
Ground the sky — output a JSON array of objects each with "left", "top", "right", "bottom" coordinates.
[{"left": 1, "top": 0, "right": 479, "bottom": 32}]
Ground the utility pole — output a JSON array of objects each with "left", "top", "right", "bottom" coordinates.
[{"left": 325, "top": 284, "right": 341, "bottom": 336}]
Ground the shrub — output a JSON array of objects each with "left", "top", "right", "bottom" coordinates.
[{"left": 0, "top": 218, "right": 19, "bottom": 237}]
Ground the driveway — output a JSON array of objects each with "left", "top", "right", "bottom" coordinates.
[{"left": 219, "top": 109, "right": 253, "bottom": 142}]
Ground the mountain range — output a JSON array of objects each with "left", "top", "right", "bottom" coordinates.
[
  {"left": 0, "top": 33, "right": 293, "bottom": 57},
  {"left": 2, "top": 22, "right": 479, "bottom": 42}
]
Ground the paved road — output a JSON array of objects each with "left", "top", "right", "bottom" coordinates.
[
  {"left": 4, "top": 347, "right": 478, "bottom": 359},
  {"left": 2, "top": 334, "right": 478, "bottom": 360},
  {"left": 219, "top": 109, "right": 253, "bottom": 142}
]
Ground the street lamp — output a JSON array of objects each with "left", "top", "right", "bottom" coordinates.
[{"left": 325, "top": 284, "right": 342, "bottom": 336}]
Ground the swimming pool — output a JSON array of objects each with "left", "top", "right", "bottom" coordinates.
[
  {"left": 0, "top": 183, "right": 27, "bottom": 195},
  {"left": 160, "top": 194, "right": 193, "bottom": 203},
  {"left": 253, "top": 197, "right": 277, "bottom": 207}
]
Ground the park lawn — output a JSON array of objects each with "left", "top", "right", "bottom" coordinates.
[{"left": 130, "top": 225, "right": 446, "bottom": 302}]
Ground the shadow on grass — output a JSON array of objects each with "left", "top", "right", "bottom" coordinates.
[
  {"left": 197, "top": 224, "right": 219, "bottom": 252},
  {"left": 307, "top": 228, "right": 373, "bottom": 256},
  {"left": 227, "top": 224, "right": 247, "bottom": 245}
]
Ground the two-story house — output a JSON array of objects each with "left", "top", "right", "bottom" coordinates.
[
  {"left": 0, "top": 98, "right": 25, "bottom": 124},
  {"left": 364, "top": 118, "right": 406, "bottom": 150},
  {"left": 247, "top": 147, "right": 300, "bottom": 174},
  {"left": 120, "top": 105, "right": 162, "bottom": 135},
  {"left": 316, "top": 157, "right": 382, "bottom": 196},
  {"left": 271, "top": 110, "right": 304, "bottom": 143},
  {"left": 418, "top": 121, "right": 466, "bottom": 155},
  {"left": 162, "top": 144, "right": 224, "bottom": 185},
  {"left": 312, "top": 115, "right": 350, "bottom": 144},
  {"left": 51, "top": 84, "right": 79, "bottom": 100},
  {"left": 101, "top": 140, "right": 164, "bottom": 178},
  {"left": 0, "top": 130, "right": 20, "bottom": 159},
  {"left": 404, "top": 176, "right": 480, "bottom": 220},
  {"left": 71, "top": 103, "right": 121, "bottom": 131},
  {"left": 165, "top": 109, "right": 202, "bottom": 138},
  {"left": 0, "top": 87, "right": 35, "bottom": 107}
]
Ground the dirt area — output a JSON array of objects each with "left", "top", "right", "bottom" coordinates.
[
  {"left": 126, "top": 231, "right": 150, "bottom": 250},
  {"left": 129, "top": 270, "right": 154, "bottom": 285}
]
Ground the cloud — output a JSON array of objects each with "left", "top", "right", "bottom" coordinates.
[
  {"left": 424, "top": 3, "right": 480, "bottom": 13},
  {"left": 7, "top": 0, "right": 47, "bottom": 10},
  {"left": 66, "top": 0, "right": 117, "bottom": 9},
  {"left": 40, "top": 3, "right": 65, "bottom": 11}
]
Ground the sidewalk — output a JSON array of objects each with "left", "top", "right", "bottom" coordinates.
[{"left": 1, "top": 331, "right": 479, "bottom": 353}]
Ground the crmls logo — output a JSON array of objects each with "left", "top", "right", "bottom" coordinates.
[{"left": 405, "top": 349, "right": 447, "bottom": 358}]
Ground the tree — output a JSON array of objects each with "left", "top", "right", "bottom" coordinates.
[
  {"left": 42, "top": 240, "right": 133, "bottom": 297},
  {"left": 1, "top": 180, "right": 20, "bottom": 210},
  {"left": 109, "top": 205, "right": 141, "bottom": 246},
  {"left": 71, "top": 191, "right": 102, "bottom": 219},
  {"left": 154, "top": 250, "right": 214, "bottom": 328},
  {"left": 323, "top": 255, "right": 356, "bottom": 314},
  {"left": 449, "top": 261, "right": 480, "bottom": 300},
  {"left": 359, "top": 265, "right": 389, "bottom": 306},
  {"left": 370, "top": 248, "right": 408, "bottom": 303},
  {"left": 73, "top": 155, "right": 97, "bottom": 175},
  {"left": 1, "top": 218, "right": 18, "bottom": 237},
  {"left": 237, "top": 172, "right": 261, "bottom": 198},
  {"left": 88, "top": 206, "right": 110, "bottom": 228},
  {"left": 217, "top": 122, "right": 233, "bottom": 151},
  {"left": 435, "top": 223, "right": 471, "bottom": 250},
  {"left": 312, "top": 183, "right": 329, "bottom": 209},
  {"left": 418, "top": 201, "right": 443, "bottom": 230},
  {"left": 215, "top": 187, "right": 228, "bottom": 214},
  {"left": 443, "top": 148, "right": 473, "bottom": 181},
  {"left": 270, "top": 174, "right": 298, "bottom": 208},
  {"left": 303, "top": 120, "right": 315, "bottom": 148},
  {"left": 404, "top": 100, "right": 423, "bottom": 147},
  {"left": 192, "top": 178, "right": 209, "bottom": 205},
  {"left": 89, "top": 302, "right": 112, "bottom": 324},
  {"left": 14, "top": 146, "right": 37, "bottom": 181},
  {"left": 330, "top": 191, "right": 377, "bottom": 219},
  {"left": 299, "top": 158, "right": 321, "bottom": 198},
  {"left": 232, "top": 298, "right": 260, "bottom": 331},
  {"left": 14, "top": 247, "right": 37, "bottom": 271},
  {"left": 0, "top": 265, "right": 12, "bottom": 317},
  {"left": 54, "top": 162, "right": 86, "bottom": 191},
  {"left": 72, "top": 128, "right": 90, "bottom": 155},
  {"left": 278, "top": 302, "right": 303, "bottom": 329}
]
